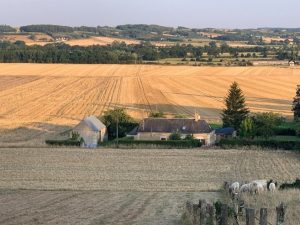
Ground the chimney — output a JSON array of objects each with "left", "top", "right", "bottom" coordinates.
[
  {"left": 142, "top": 119, "right": 145, "bottom": 131},
  {"left": 194, "top": 112, "right": 201, "bottom": 122}
]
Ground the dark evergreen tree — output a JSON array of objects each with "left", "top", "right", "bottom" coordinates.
[
  {"left": 221, "top": 82, "right": 249, "bottom": 129},
  {"left": 292, "top": 85, "right": 300, "bottom": 121}
]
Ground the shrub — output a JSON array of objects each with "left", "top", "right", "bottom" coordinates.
[
  {"left": 101, "top": 139, "right": 202, "bottom": 149},
  {"left": 149, "top": 111, "right": 165, "bottom": 118},
  {"left": 45, "top": 139, "right": 82, "bottom": 146},
  {"left": 71, "top": 131, "right": 80, "bottom": 140},
  {"left": 184, "top": 134, "right": 195, "bottom": 140},
  {"left": 219, "top": 138, "right": 300, "bottom": 151},
  {"left": 279, "top": 179, "right": 300, "bottom": 190},
  {"left": 169, "top": 131, "right": 182, "bottom": 140},
  {"left": 252, "top": 112, "right": 284, "bottom": 138},
  {"left": 274, "top": 128, "right": 296, "bottom": 136}
]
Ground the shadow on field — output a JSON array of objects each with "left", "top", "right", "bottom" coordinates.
[
  {"left": 110, "top": 103, "right": 222, "bottom": 120},
  {"left": 0, "top": 123, "right": 72, "bottom": 146},
  {"left": 110, "top": 97, "right": 291, "bottom": 119},
  {"left": 247, "top": 97, "right": 291, "bottom": 105}
]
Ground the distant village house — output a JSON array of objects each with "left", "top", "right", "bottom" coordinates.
[{"left": 289, "top": 60, "right": 295, "bottom": 67}]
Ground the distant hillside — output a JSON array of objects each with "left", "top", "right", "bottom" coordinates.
[{"left": 4, "top": 24, "right": 300, "bottom": 44}]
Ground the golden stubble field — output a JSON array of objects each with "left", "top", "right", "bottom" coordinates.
[
  {"left": 0, "top": 64, "right": 300, "bottom": 145},
  {"left": 0, "top": 148, "right": 299, "bottom": 224}
]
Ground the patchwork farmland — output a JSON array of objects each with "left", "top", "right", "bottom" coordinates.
[{"left": 0, "top": 64, "right": 300, "bottom": 145}]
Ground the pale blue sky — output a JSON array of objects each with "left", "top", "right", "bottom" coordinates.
[{"left": 1, "top": 0, "right": 299, "bottom": 28}]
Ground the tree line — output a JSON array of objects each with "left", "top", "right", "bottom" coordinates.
[
  {"left": 0, "top": 25, "right": 17, "bottom": 33},
  {"left": 0, "top": 40, "right": 271, "bottom": 64}
]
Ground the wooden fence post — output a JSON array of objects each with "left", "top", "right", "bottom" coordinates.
[
  {"left": 186, "top": 201, "right": 193, "bottom": 223},
  {"left": 199, "top": 199, "right": 207, "bottom": 225},
  {"left": 238, "top": 200, "right": 245, "bottom": 215},
  {"left": 259, "top": 208, "right": 268, "bottom": 225},
  {"left": 206, "top": 203, "right": 215, "bottom": 225},
  {"left": 192, "top": 204, "right": 200, "bottom": 225},
  {"left": 224, "top": 181, "right": 230, "bottom": 193},
  {"left": 220, "top": 204, "right": 228, "bottom": 225},
  {"left": 276, "top": 203, "right": 286, "bottom": 225},
  {"left": 246, "top": 208, "right": 255, "bottom": 225}
]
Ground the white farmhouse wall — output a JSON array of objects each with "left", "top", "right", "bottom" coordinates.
[
  {"left": 74, "top": 122, "right": 100, "bottom": 147},
  {"left": 135, "top": 131, "right": 216, "bottom": 145}
]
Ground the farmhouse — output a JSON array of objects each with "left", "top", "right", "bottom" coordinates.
[
  {"left": 73, "top": 116, "right": 108, "bottom": 148},
  {"left": 132, "top": 114, "right": 216, "bottom": 145},
  {"left": 289, "top": 60, "right": 295, "bottom": 67}
]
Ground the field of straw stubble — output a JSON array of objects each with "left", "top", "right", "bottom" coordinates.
[
  {"left": 0, "top": 148, "right": 299, "bottom": 225},
  {"left": 0, "top": 64, "right": 300, "bottom": 146}
]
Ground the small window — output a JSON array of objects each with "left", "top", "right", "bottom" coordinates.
[{"left": 160, "top": 137, "right": 167, "bottom": 141}]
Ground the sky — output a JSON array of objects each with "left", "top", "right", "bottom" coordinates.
[{"left": 1, "top": 0, "right": 299, "bottom": 28}]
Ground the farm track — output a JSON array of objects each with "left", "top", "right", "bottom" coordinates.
[{"left": 0, "top": 64, "right": 300, "bottom": 144}]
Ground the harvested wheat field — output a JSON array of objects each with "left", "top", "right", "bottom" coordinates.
[
  {"left": 1, "top": 148, "right": 299, "bottom": 191},
  {"left": 0, "top": 64, "right": 300, "bottom": 145},
  {"left": 0, "top": 34, "right": 53, "bottom": 46},
  {"left": 65, "top": 36, "right": 140, "bottom": 46},
  {"left": 0, "top": 190, "right": 220, "bottom": 225},
  {"left": 0, "top": 148, "right": 299, "bottom": 224}
]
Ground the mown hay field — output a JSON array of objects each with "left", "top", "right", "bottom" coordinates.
[
  {"left": 0, "top": 64, "right": 300, "bottom": 145},
  {"left": 0, "top": 148, "right": 299, "bottom": 224}
]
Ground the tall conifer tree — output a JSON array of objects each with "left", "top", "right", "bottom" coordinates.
[{"left": 222, "top": 82, "right": 249, "bottom": 129}]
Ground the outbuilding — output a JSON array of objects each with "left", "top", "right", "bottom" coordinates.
[
  {"left": 73, "top": 116, "right": 108, "bottom": 148},
  {"left": 215, "top": 127, "right": 236, "bottom": 143}
]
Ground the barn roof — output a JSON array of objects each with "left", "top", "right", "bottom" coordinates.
[
  {"left": 215, "top": 127, "right": 235, "bottom": 135},
  {"left": 82, "top": 116, "right": 106, "bottom": 132},
  {"left": 137, "top": 118, "right": 212, "bottom": 134}
]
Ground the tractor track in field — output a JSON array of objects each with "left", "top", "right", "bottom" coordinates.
[{"left": 136, "top": 66, "right": 152, "bottom": 113}]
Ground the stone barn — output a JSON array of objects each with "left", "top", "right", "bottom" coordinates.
[{"left": 73, "top": 116, "right": 108, "bottom": 148}]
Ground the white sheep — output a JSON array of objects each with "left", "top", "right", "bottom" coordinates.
[
  {"left": 240, "top": 183, "right": 251, "bottom": 193},
  {"left": 251, "top": 182, "right": 265, "bottom": 194},
  {"left": 269, "top": 183, "right": 276, "bottom": 192},
  {"left": 252, "top": 180, "right": 268, "bottom": 189},
  {"left": 230, "top": 182, "right": 240, "bottom": 194}
]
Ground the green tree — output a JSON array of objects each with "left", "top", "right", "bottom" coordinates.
[
  {"left": 295, "top": 122, "right": 300, "bottom": 137},
  {"left": 292, "top": 85, "right": 300, "bottom": 121},
  {"left": 240, "top": 117, "right": 255, "bottom": 139},
  {"left": 253, "top": 112, "right": 283, "bottom": 139},
  {"left": 102, "top": 108, "right": 137, "bottom": 140},
  {"left": 221, "top": 82, "right": 249, "bottom": 130},
  {"left": 184, "top": 134, "right": 195, "bottom": 140},
  {"left": 169, "top": 131, "right": 182, "bottom": 140}
]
